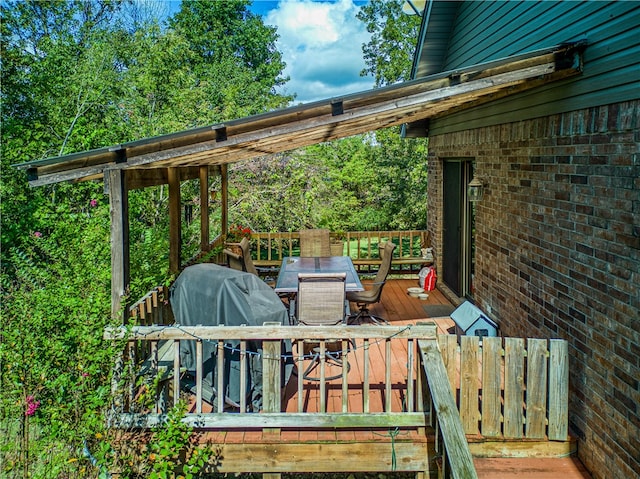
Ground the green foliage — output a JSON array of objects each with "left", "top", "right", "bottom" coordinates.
[
  {"left": 95, "top": 401, "right": 221, "bottom": 478},
  {"left": 169, "top": 0, "right": 292, "bottom": 118},
  {"left": 1, "top": 197, "right": 116, "bottom": 478},
  {"left": 1, "top": 1, "right": 291, "bottom": 476},
  {"left": 357, "top": 0, "right": 422, "bottom": 87},
  {"left": 229, "top": 133, "right": 428, "bottom": 233}
]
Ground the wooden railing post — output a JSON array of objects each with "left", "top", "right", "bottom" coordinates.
[
  {"left": 262, "top": 322, "right": 282, "bottom": 414},
  {"left": 262, "top": 321, "right": 282, "bottom": 470}
]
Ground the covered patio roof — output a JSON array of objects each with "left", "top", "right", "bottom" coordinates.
[{"left": 15, "top": 43, "right": 584, "bottom": 188}]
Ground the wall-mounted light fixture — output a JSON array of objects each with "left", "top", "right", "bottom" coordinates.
[{"left": 467, "top": 176, "right": 484, "bottom": 202}]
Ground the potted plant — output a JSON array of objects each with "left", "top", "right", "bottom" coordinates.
[
  {"left": 225, "top": 224, "right": 252, "bottom": 254},
  {"left": 330, "top": 230, "right": 346, "bottom": 256}
]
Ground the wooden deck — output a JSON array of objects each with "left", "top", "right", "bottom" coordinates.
[
  {"left": 119, "top": 278, "right": 592, "bottom": 478},
  {"left": 250, "top": 278, "right": 588, "bottom": 478}
]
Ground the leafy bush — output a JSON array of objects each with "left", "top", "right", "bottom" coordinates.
[
  {"left": 1, "top": 196, "right": 117, "bottom": 478},
  {"left": 95, "top": 401, "right": 221, "bottom": 478}
]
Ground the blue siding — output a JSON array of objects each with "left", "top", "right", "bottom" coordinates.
[{"left": 427, "top": 1, "right": 640, "bottom": 134}]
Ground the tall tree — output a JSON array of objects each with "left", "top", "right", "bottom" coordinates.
[
  {"left": 1, "top": 0, "right": 125, "bottom": 269},
  {"left": 169, "top": 0, "right": 292, "bottom": 118},
  {"left": 353, "top": 0, "right": 428, "bottom": 228},
  {"left": 357, "top": 0, "right": 422, "bottom": 87}
]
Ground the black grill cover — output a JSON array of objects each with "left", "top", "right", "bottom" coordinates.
[
  {"left": 170, "top": 263, "right": 287, "bottom": 328},
  {"left": 169, "top": 264, "right": 290, "bottom": 410}
]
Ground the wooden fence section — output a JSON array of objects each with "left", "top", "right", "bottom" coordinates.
[
  {"left": 437, "top": 334, "right": 569, "bottom": 441},
  {"left": 251, "top": 229, "right": 429, "bottom": 274}
]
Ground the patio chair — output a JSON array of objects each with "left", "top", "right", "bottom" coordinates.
[
  {"left": 238, "top": 237, "right": 260, "bottom": 276},
  {"left": 347, "top": 241, "right": 396, "bottom": 325},
  {"left": 223, "top": 248, "right": 244, "bottom": 272},
  {"left": 231, "top": 237, "right": 276, "bottom": 287},
  {"left": 295, "top": 272, "right": 350, "bottom": 380},
  {"left": 299, "top": 228, "right": 331, "bottom": 257}
]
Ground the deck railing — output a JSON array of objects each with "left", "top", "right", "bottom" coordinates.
[
  {"left": 104, "top": 322, "right": 477, "bottom": 477},
  {"left": 128, "top": 285, "right": 172, "bottom": 325},
  {"left": 251, "top": 229, "right": 429, "bottom": 274},
  {"left": 123, "top": 287, "right": 570, "bottom": 441},
  {"left": 127, "top": 230, "right": 430, "bottom": 323},
  {"left": 104, "top": 309, "right": 571, "bottom": 478},
  {"left": 104, "top": 323, "right": 438, "bottom": 427}
]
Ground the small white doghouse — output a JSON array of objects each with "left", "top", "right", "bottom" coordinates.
[{"left": 451, "top": 301, "right": 498, "bottom": 340}]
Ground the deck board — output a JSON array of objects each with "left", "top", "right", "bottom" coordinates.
[
  {"left": 375, "top": 279, "right": 455, "bottom": 327},
  {"left": 474, "top": 457, "right": 592, "bottom": 478}
]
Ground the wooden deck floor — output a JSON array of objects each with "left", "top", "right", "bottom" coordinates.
[
  {"left": 280, "top": 278, "right": 456, "bottom": 416},
  {"left": 367, "top": 278, "right": 457, "bottom": 325}
]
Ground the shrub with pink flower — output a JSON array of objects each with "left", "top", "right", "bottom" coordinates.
[
  {"left": 33, "top": 231, "right": 42, "bottom": 238},
  {"left": 25, "top": 395, "right": 40, "bottom": 416},
  {"left": 89, "top": 199, "right": 98, "bottom": 207}
]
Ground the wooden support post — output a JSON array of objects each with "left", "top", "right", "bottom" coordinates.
[
  {"left": 107, "top": 169, "right": 130, "bottom": 323},
  {"left": 221, "top": 163, "right": 229, "bottom": 237},
  {"left": 168, "top": 167, "right": 181, "bottom": 274},
  {"left": 262, "top": 328, "right": 282, "bottom": 414},
  {"left": 199, "top": 166, "right": 210, "bottom": 251},
  {"left": 262, "top": 322, "right": 281, "bottom": 449}
]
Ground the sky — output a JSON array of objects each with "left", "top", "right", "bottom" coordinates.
[
  {"left": 252, "top": 0, "right": 374, "bottom": 104},
  {"left": 167, "top": 0, "right": 374, "bottom": 104}
]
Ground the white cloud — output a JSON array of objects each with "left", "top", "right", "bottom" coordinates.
[{"left": 264, "top": 0, "right": 374, "bottom": 104}]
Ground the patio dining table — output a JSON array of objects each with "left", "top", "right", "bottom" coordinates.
[{"left": 274, "top": 256, "right": 364, "bottom": 294}]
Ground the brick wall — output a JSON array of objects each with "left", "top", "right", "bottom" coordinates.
[{"left": 427, "top": 100, "right": 639, "bottom": 479}]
